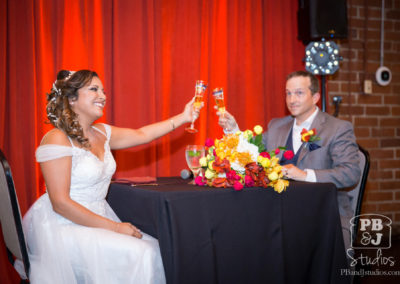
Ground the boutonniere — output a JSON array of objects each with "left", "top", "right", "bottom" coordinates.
[{"left": 301, "top": 128, "right": 321, "bottom": 151}]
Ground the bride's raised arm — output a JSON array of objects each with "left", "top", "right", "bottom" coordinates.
[{"left": 109, "top": 98, "right": 200, "bottom": 150}]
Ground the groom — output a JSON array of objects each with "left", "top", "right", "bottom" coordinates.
[{"left": 217, "top": 70, "right": 361, "bottom": 251}]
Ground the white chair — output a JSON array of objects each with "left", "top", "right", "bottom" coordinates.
[{"left": 0, "top": 149, "right": 30, "bottom": 282}]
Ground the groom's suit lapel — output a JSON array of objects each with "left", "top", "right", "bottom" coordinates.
[
  {"left": 296, "top": 111, "right": 326, "bottom": 165},
  {"left": 277, "top": 118, "right": 294, "bottom": 149}
]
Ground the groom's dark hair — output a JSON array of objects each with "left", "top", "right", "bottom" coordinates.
[{"left": 286, "top": 71, "right": 320, "bottom": 95}]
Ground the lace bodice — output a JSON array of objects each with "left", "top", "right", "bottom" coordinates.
[
  {"left": 24, "top": 124, "right": 165, "bottom": 284},
  {"left": 35, "top": 124, "right": 116, "bottom": 205}
]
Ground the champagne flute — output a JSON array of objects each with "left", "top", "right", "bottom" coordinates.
[
  {"left": 212, "top": 87, "right": 225, "bottom": 113},
  {"left": 185, "top": 145, "right": 206, "bottom": 184},
  {"left": 212, "top": 88, "right": 229, "bottom": 132},
  {"left": 185, "top": 80, "right": 207, "bottom": 133}
]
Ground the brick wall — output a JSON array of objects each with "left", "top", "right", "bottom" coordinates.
[{"left": 327, "top": 0, "right": 400, "bottom": 235}]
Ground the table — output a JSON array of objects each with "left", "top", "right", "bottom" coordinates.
[{"left": 106, "top": 177, "right": 350, "bottom": 284}]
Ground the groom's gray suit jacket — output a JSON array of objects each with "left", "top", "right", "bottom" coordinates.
[{"left": 262, "top": 110, "right": 361, "bottom": 249}]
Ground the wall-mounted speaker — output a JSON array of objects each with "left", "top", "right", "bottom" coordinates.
[{"left": 298, "top": 0, "right": 348, "bottom": 43}]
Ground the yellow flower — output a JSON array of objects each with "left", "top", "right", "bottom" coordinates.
[
  {"left": 199, "top": 157, "right": 208, "bottom": 167},
  {"left": 208, "top": 160, "right": 214, "bottom": 170},
  {"left": 273, "top": 179, "right": 288, "bottom": 193},
  {"left": 235, "top": 152, "right": 253, "bottom": 167},
  {"left": 257, "top": 156, "right": 264, "bottom": 164},
  {"left": 243, "top": 130, "right": 253, "bottom": 140},
  {"left": 270, "top": 156, "right": 279, "bottom": 167},
  {"left": 268, "top": 171, "right": 278, "bottom": 181},
  {"left": 301, "top": 131, "right": 313, "bottom": 142},
  {"left": 253, "top": 125, "right": 263, "bottom": 135},
  {"left": 226, "top": 135, "right": 239, "bottom": 149},
  {"left": 205, "top": 169, "right": 216, "bottom": 179},
  {"left": 261, "top": 157, "right": 271, "bottom": 168}
]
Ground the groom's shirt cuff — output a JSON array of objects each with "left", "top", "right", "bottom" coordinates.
[
  {"left": 304, "top": 169, "right": 317, "bottom": 182},
  {"left": 223, "top": 125, "right": 240, "bottom": 135}
]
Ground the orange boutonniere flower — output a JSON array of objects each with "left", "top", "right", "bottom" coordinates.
[
  {"left": 301, "top": 128, "right": 320, "bottom": 142},
  {"left": 301, "top": 128, "right": 321, "bottom": 151}
]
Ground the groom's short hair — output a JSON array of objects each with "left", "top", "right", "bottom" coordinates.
[{"left": 286, "top": 71, "right": 319, "bottom": 95}]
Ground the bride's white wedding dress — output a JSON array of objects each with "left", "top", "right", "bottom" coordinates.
[{"left": 21, "top": 124, "right": 166, "bottom": 284}]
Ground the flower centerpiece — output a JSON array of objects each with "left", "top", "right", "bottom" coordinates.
[{"left": 195, "top": 125, "right": 290, "bottom": 193}]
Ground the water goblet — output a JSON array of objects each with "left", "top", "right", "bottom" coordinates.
[
  {"left": 185, "top": 80, "right": 207, "bottom": 133},
  {"left": 185, "top": 145, "right": 206, "bottom": 184}
]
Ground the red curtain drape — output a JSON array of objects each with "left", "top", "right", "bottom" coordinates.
[{"left": 0, "top": 0, "right": 303, "bottom": 282}]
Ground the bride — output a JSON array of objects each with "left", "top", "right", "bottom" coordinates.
[{"left": 19, "top": 70, "right": 200, "bottom": 283}]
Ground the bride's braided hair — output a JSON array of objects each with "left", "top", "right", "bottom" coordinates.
[{"left": 46, "top": 70, "right": 99, "bottom": 148}]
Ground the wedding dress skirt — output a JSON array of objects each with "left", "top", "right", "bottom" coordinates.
[{"left": 20, "top": 124, "right": 166, "bottom": 284}]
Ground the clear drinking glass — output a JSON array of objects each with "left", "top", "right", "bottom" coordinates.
[
  {"left": 185, "top": 145, "right": 206, "bottom": 184},
  {"left": 185, "top": 80, "right": 207, "bottom": 133}
]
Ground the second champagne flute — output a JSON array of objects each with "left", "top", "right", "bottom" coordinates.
[
  {"left": 212, "top": 87, "right": 225, "bottom": 113},
  {"left": 185, "top": 80, "right": 207, "bottom": 133},
  {"left": 213, "top": 88, "right": 229, "bottom": 132}
]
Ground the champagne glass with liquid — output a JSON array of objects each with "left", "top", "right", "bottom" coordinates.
[
  {"left": 185, "top": 80, "right": 207, "bottom": 133},
  {"left": 212, "top": 87, "right": 225, "bottom": 113},
  {"left": 185, "top": 145, "right": 206, "bottom": 184},
  {"left": 213, "top": 88, "right": 229, "bottom": 132}
]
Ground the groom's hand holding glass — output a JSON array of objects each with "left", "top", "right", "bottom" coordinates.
[{"left": 215, "top": 108, "right": 239, "bottom": 134}]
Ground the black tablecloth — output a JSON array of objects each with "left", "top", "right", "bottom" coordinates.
[{"left": 106, "top": 177, "right": 350, "bottom": 284}]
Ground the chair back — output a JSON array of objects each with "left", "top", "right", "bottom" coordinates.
[
  {"left": 347, "top": 145, "right": 370, "bottom": 241},
  {"left": 0, "top": 149, "right": 30, "bottom": 278}
]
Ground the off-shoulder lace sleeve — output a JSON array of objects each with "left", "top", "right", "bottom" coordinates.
[
  {"left": 101, "top": 123, "right": 112, "bottom": 140},
  {"left": 36, "top": 145, "right": 73, "bottom": 162}
]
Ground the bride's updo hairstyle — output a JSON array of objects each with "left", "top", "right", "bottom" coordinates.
[{"left": 46, "top": 70, "right": 99, "bottom": 148}]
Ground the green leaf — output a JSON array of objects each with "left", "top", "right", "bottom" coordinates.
[
  {"left": 254, "top": 134, "right": 261, "bottom": 144},
  {"left": 309, "top": 136, "right": 321, "bottom": 142}
]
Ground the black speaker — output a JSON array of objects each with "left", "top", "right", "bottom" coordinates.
[{"left": 298, "top": 0, "right": 348, "bottom": 43}]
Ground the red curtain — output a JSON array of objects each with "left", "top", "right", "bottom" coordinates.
[{"left": 0, "top": 0, "right": 303, "bottom": 282}]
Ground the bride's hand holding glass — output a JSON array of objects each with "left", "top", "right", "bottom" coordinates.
[
  {"left": 182, "top": 97, "right": 203, "bottom": 125},
  {"left": 185, "top": 80, "right": 207, "bottom": 133}
]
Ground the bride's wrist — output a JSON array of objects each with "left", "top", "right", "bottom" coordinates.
[{"left": 113, "top": 222, "right": 120, "bottom": 232}]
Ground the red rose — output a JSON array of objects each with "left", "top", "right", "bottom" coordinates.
[
  {"left": 260, "top": 152, "right": 270, "bottom": 159},
  {"left": 283, "top": 150, "right": 294, "bottom": 160},
  {"left": 195, "top": 176, "right": 206, "bottom": 186},
  {"left": 227, "top": 170, "right": 240, "bottom": 181},
  {"left": 205, "top": 138, "right": 215, "bottom": 147},
  {"left": 233, "top": 181, "right": 243, "bottom": 191},
  {"left": 275, "top": 148, "right": 280, "bottom": 155},
  {"left": 244, "top": 175, "right": 255, "bottom": 187}
]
